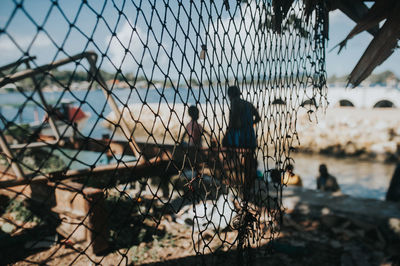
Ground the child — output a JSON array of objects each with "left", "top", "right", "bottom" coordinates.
[{"left": 181, "top": 105, "right": 204, "bottom": 147}]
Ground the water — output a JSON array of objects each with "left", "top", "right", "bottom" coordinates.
[
  {"left": 0, "top": 87, "right": 209, "bottom": 138},
  {"left": 44, "top": 148, "right": 136, "bottom": 172},
  {"left": 0, "top": 88, "right": 396, "bottom": 200},
  {"left": 291, "top": 153, "right": 396, "bottom": 201}
]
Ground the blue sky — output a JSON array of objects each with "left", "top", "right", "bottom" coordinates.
[{"left": 0, "top": 0, "right": 399, "bottom": 79}]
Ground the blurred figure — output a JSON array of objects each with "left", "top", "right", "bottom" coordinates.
[
  {"left": 316, "top": 164, "right": 340, "bottom": 192},
  {"left": 222, "top": 85, "right": 260, "bottom": 149},
  {"left": 222, "top": 85, "right": 260, "bottom": 201},
  {"left": 283, "top": 164, "right": 303, "bottom": 187},
  {"left": 181, "top": 105, "right": 206, "bottom": 147},
  {"left": 386, "top": 162, "right": 400, "bottom": 202}
]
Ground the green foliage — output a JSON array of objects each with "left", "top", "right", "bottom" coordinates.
[
  {"left": 7, "top": 148, "right": 66, "bottom": 174},
  {"left": 368, "top": 70, "right": 397, "bottom": 84},
  {"left": 328, "top": 71, "right": 399, "bottom": 85},
  {"left": 52, "top": 69, "right": 88, "bottom": 84},
  {"left": 3, "top": 124, "right": 32, "bottom": 141},
  {"left": 4, "top": 200, "right": 42, "bottom": 224},
  {"left": 327, "top": 74, "right": 347, "bottom": 84},
  {"left": 259, "top": 13, "right": 310, "bottom": 39}
]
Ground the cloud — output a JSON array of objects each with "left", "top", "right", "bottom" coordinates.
[
  {"left": 207, "top": 2, "right": 262, "bottom": 74},
  {"left": 0, "top": 32, "right": 52, "bottom": 52},
  {"left": 107, "top": 21, "right": 170, "bottom": 75}
]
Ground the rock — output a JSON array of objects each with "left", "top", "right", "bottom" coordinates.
[
  {"left": 350, "top": 247, "right": 371, "bottom": 266},
  {"left": 388, "top": 218, "right": 400, "bottom": 239},
  {"left": 321, "top": 207, "right": 331, "bottom": 215},
  {"left": 341, "top": 253, "right": 353, "bottom": 266},
  {"left": 283, "top": 215, "right": 304, "bottom": 231},
  {"left": 1, "top": 223, "right": 15, "bottom": 234},
  {"left": 321, "top": 214, "right": 341, "bottom": 227},
  {"left": 374, "top": 121, "right": 388, "bottom": 131},
  {"left": 350, "top": 218, "right": 374, "bottom": 231},
  {"left": 344, "top": 142, "right": 357, "bottom": 155},
  {"left": 330, "top": 240, "right": 341, "bottom": 249},
  {"left": 369, "top": 141, "right": 397, "bottom": 155},
  {"left": 176, "top": 192, "right": 235, "bottom": 232}
]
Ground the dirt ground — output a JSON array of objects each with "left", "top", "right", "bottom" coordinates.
[{"left": 3, "top": 208, "right": 400, "bottom": 266}]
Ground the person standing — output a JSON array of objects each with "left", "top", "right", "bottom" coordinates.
[
  {"left": 181, "top": 105, "right": 205, "bottom": 147},
  {"left": 222, "top": 85, "right": 261, "bottom": 202},
  {"left": 223, "top": 85, "right": 260, "bottom": 149}
]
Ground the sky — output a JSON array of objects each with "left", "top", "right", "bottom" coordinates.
[{"left": 0, "top": 0, "right": 399, "bottom": 79}]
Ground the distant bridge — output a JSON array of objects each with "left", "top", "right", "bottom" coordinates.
[
  {"left": 326, "top": 86, "right": 400, "bottom": 108},
  {"left": 295, "top": 86, "right": 400, "bottom": 108}
]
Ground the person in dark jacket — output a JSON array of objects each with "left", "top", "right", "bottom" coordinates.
[
  {"left": 222, "top": 85, "right": 261, "bottom": 201},
  {"left": 223, "top": 85, "right": 260, "bottom": 149}
]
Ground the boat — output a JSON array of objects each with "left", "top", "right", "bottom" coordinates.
[
  {"left": 0, "top": 99, "right": 90, "bottom": 143},
  {"left": 29, "top": 99, "right": 90, "bottom": 137}
]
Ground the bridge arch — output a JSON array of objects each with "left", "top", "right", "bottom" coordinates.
[
  {"left": 373, "top": 100, "right": 395, "bottom": 108},
  {"left": 338, "top": 99, "right": 355, "bottom": 107},
  {"left": 300, "top": 99, "right": 317, "bottom": 107}
]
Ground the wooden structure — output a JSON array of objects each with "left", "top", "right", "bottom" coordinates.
[
  {"left": 0, "top": 52, "right": 174, "bottom": 254},
  {"left": 0, "top": 52, "right": 257, "bottom": 257},
  {"left": 326, "top": 0, "right": 400, "bottom": 87}
]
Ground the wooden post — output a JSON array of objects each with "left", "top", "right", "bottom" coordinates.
[
  {"left": 0, "top": 130, "right": 24, "bottom": 178},
  {"left": 50, "top": 182, "right": 109, "bottom": 254},
  {"left": 86, "top": 54, "right": 144, "bottom": 162},
  {"left": 25, "top": 61, "right": 61, "bottom": 140}
]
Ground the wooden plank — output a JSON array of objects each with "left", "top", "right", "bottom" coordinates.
[
  {"left": 348, "top": 2, "right": 400, "bottom": 87},
  {"left": 0, "top": 130, "right": 24, "bottom": 178},
  {"left": 333, "top": 0, "right": 379, "bottom": 36},
  {"left": 0, "top": 150, "right": 172, "bottom": 189},
  {"left": 0, "top": 56, "right": 36, "bottom": 73},
  {"left": 51, "top": 182, "right": 109, "bottom": 254},
  {"left": 85, "top": 56, "right": 144, "bottom": 162},
  {"left": 0, "top": 52, "right": 97, "bottom": 87},
  {"left": 335, "top": 0, "right": 391, "bottom": 53}
]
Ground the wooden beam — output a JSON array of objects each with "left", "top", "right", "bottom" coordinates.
[
  {"left": 333, "top": 0, "right": 379, "bottom": 37},
  {"left": 335, "top": 0, "right": 393, "bottom": 53},
  {"left": 86, "top": 56, "right": 144, "bottom": 162},
  {"left": 348, "top": 2, "right": 400, "bottom": 87},
  {"left": 0, "top": 150, "right": 172, "bottom": 189},
  {"left": 0, "top": 56, "right": 36, "bottom": 74},
  {"left": 0, "top": 52, "right": 97, "bottom": 87},
  {"left": 0, "top": 130, "right": 24, "bottom": 178}
]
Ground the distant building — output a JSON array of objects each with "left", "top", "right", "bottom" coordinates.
[{"left": 324, "top": 86, "right": 400, "bottom": 108}]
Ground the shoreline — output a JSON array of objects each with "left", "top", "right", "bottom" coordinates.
[{"left": 104, "top": 105, "right": 400, "bottom": 162}]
